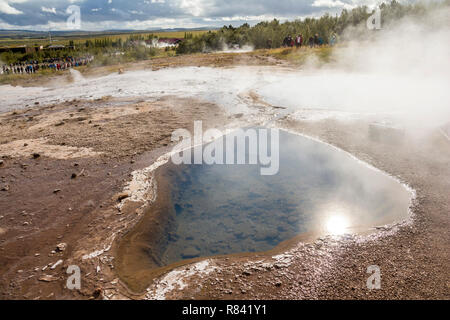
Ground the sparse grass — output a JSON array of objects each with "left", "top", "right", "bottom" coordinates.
[{"left": 258, "top": 46, "right": 335, "bottom": 66}]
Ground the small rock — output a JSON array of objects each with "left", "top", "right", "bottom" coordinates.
[
  {"left": 92, "top": 288, "right": 102, "bottom": 299},
  {"left": 53, "top": 189, "right": 61, "bottom": 194},
  {"left": 32, "top": 153, "right": 40, "bottom": 159},
  {"left": 56, "top": 243, "right": 67, "bottom": 252},
  {"left": 50, "top": 259, "right": 63, "bottom": 270},
  {"left": 71, "top": 173, "right": 77, "bottom": 179},
  {"left": 1, "top": 185, "right": 9, "bottom": 191},
  {"left": 116, "top": 192, "right": 130, "bottom": 202},
  {"left": 0, "top": 160, "right": 3, "bottom": 166},
  {"left": 39, "top": 275, "right": 59, "bottom": 282}
]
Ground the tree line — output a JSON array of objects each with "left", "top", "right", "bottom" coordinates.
[
  {"left": 1, "top": 0, "right": 448, "bottom": 65},
  {"left": 176, "top": 0, "right": 448, "bottom": 54}
]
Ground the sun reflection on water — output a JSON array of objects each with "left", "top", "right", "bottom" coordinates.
[{"left": 325, "top": 214, "right": 350, "bottom": 235}]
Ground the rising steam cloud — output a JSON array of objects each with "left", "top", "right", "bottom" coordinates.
[{"left": 257, "top": 4, "right": 450, "bottom": 130}]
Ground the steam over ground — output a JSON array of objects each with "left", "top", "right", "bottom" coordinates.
[
  {"left": 257, "top": 5, "right": 450, "bottom": 130},
  {"left": 0, "top": 5, "right": 448, "bottom": 133}
]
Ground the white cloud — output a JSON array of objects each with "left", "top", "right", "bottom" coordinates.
[
  {"left": 0, "top": 0, "right": 424, "bottom": 31},
  {"left": 0, "top": 17, "right": 205, "bottom": 31},
  {"left": 177, "top": 0, "right": 211, "bottom": 17},
  {"left": 41, "top": 6, "right": 56, "bottom": 14},
  {"left": 312, "top": 0, "right": 382, "bottom": 10},
  {"left": 312, "top": 0, "right": 350, "bottom": 9},
  {"left": 0, "top": 0, "right": 27, "bottom": 15}
]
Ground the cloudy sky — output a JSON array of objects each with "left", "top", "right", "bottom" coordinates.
[{"left": 0, "top": 0, "right": 397, "bottom": 31}]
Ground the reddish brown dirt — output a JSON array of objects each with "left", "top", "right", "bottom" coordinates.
[{"left": 0, "top": 96, "right": 229, "bottom": 300}]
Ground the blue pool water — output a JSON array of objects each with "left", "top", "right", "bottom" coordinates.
[{"left": 158, "top": 129, "right": 411, "bottom": 265}]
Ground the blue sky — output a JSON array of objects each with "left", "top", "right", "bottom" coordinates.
[{"left": 0, "top": 0, "right": 396, "bottom": 31}]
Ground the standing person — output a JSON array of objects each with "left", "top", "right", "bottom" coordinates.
[
  {"left": 330, "top": 33, "right": 337, "bottom": 46},
  {"left": 308, "top": 36, "right": 314, "bottom": 48},
  {"left": 283, "top": 35, "right": 289, "bottom": 47},
  {"left": 314, "top": 34, "right": 319, "bottom": 47},
  {"left": 295, "top": 35, "right": 300, "bottom": 48}
]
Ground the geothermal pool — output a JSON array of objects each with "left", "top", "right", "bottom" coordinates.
[{"left": 156, "top": 129, "right": 412, "bottom": 266}]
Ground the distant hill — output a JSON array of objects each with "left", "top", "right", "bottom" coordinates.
[{"left": 0, "top": 27, "right": 215, "bottom": 39}]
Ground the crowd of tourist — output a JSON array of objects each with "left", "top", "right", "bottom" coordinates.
[
  {"left": 1, "top": 55, "right": 94, "bottom": 75},
  {"left": 282, "top": 33, "right": 337, "bottom": 48}
]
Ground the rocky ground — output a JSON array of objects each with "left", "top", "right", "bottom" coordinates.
[
  {"left": 0, "top": 93, "right": 234, "bottom": 299},
  {"left": 0, "top": 53, "right": 448, "bottom": 300}
]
